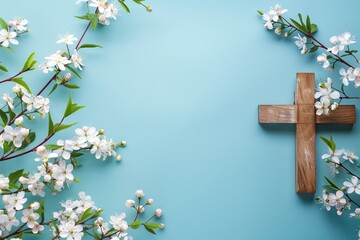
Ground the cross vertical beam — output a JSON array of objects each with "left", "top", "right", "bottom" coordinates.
[{"left": 295, "top": 73, "right": 315, "bottom": 193}]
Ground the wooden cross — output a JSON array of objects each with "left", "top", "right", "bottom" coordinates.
[{"left": 258, "top": 73, "right": 356, "bottom": 194}]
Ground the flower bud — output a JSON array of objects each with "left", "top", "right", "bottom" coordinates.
[
  {"left": 159, "top": 223, "right": 165, "bottom": 229},
  {"left": 30, "top": 202, "right": 40, "bottom": 210},
  {"left": 125, "top": 199, "right": 135, "bottom": 208},
  {"left": 155, "top": 208, "right": 162, "bottom": 217},
  {"left": 19, "top": 176, "right": 28, "bottom": 184},
  {"left": 20, "top": 128, "right": 29, "bottom": 137},
  {"left": 120, "top": 140, "right": 127, "bottom": 147},
  {"left": 29, "top": 115, "right": 35, "bottom": 120},
  {"left": 138, "top": 205, "right": 145, "bottom": 213},
  {"left": 274, "top": 27, "right": 282, "bottom": 35},
  {"left": 14, "top": 116, "right": 24, "bottom": 126},
  {"left": 135, "top": 189, "right": 144, "bottom": 198},
  {"left": 62, "top": 73, "right": 72, "bottom": 83},
  {"left": 146, "top": 6, "right": 152, "bottom": 12},
  {"left": 284, "top": 32, "right": 289, "bottom": 37},
  {"left": 331, "top": 102, "right": 339, "bottom": 111},
  {"left": 99, "top": 129, "right": 105, "bottom": 135},
  {"left": 147, "top": 198, "right": 154, "bottom": 205},
  {"left": 36, "top": 146, "right": 46, "bottom": 156},
  {"left": 7, "top": 21, "right": 13, "bottom": 27},
  {"left": 116, "top": 154, "right": 122, "bottom": 161},
  {"left": 44, "top": 174, "right": 51, "bottom": 182},
  {"left": 12, "top": 85, "right": 21, "bottom": 93}
]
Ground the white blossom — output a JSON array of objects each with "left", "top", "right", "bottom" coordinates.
[
  {"left": 344, "top": 176, "right": 360, "bottom": 194},
  {"left": 316, "top": 53, "right": 330, "bottom": 69},
  {"left": 0, "top": 29, "right": 18, "bottom": 48},
  {"left": 322, "top": 147, "right": 343, "bottom": 164},
  {"left": 294, "top": 34, "right": 307, "bottom": 54},
  {"left": 57, "top": 33, "right": 78, "bottom": 45}
]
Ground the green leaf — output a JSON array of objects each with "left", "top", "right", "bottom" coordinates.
[
  {"left": 79, "top": 207, "right": 93, "bottom": 222},
  {"left": 3, "top": 142, "right": 10, "bottom": 154},
  {"left": 144, "top": 225, "right": 156, "bottom": 234},
  {"left": 66, "top": 65, "right": 81, "bottom": 79},
  {"left": 12, "top": 77, "right": 32, "bottom": 94},
  {"left": 306, "top": 15, "right": 311, "bottom": 33},
  {"left": 22, "top": 52, "right": 37, "bottom": 71},
  {"left": 44, "top": 144, "right": 62, "bottom": 150},
  {"left": 48, "top": 84, "right": 58, "bottom": 96},
  {"left": 0, "top": 109, "right": 8, "bottom": 125},
  {"left": 48, "top": 112, "right": 54, "bottom": 135},
  {"left": 256, "top": 10, "right": 264, "bottom": 16},
  {"left": 118, "top": 0, "right": 131, "bottom": 13},
  {"left": 310, "top": 24, "right": 318, "bottom": 34},
  {"left": 133, "top": 0, "right": 145, "bottom": 4},
  {"left": 298, "top": 13, "right": 305, "bottom": 27},
  {"left": 63, "top": 83, "right": 80, "bottom": 89},
  {"left": 8, "top": 169, "right": 24, "bottom": 183},
  {"left": 75, "top": 14, "right": 90, "bottom": 20},
  {"left": 320, "top": 136, "right": 333, "bottom": 151},
  {"left": 324, "top": 176, "right": 341, "bottom": 191},
  {"left": 145, "top": 222, "right": 161, "bottom": 229},
  {"left": 308, "top": 45, "right": 318, "bottom": 53},
  {"left": 290, "top": 18, "right": 305, "bottom": 32},
  {"left": 0, "top": 64, "right": 8, "bottom": 72},
  {"left": 129, "top": 220, "right": 142, "bottom": 229},
  {"left": 51, "top": 218, "right": 60, "bottom": 234},
  {"left": 0, "top": 18, "right": 8, "bottom": 30},
  {"left": 54, "top": 122, "right": 77, "bottom": 133},
  {"left": 78, "top": 43, "right": 103, "bottom": 50},
  {"left": 64, "top": 95, "right": 85, "bottom": 118},
  {"left": 8, "top": 106, "right": 16, "bottom": 122}
]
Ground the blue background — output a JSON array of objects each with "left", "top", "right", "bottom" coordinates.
[{"left": 2, "top": 0, "right": 360, "bottom": 239}]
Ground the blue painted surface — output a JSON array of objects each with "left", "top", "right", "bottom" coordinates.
[{"left": 1, "top": 0, "right": 360, "bottom": 239}]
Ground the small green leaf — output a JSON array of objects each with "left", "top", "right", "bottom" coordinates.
[
  {"left": 22, "top": 52, "right": 37, "bottom": 71},
  {"left": 79, "top": 207, "right": 93, "bottom": 222},
  {"left": 8, "top": 169, "right": 24, "bottom": 183},
  {"left": 290, "top": 18, "right": 305, "bottom": 32},
  {"left": 129, "top": 220, "right": 142, "bottom": 229},
  {"left": 0, "top": 64, "right": 8, "bottom": 72},
  {"left": 310, "top": 24, "right": 318, "bottom": 34},
  {"left": 145, "top": 222, "right": 161, "bottom": 229},
  {"left": 48, "top": 112, "right": 54, "bottom": 135},
  {"left": 12, "top": 77, "right": 32, "bottom": 94},
  {"left": 63, "top": 83, "right": 80, "bottom": 89},
  {"left": 0, "top": 109, "right": 8, "bottom": 125},
  {"left": 54, "top": 122, "right": 77, "bottom": 133},
  {"left": 144, "top": 225, "right": 156, "bottom": 234},
  {"left": 309, "top": 45, "right": 318, "bottom": 53},
  {"left": 48, "top": 84, "right": 58, "bottom": 96},
  {"left": 8, "top": 106, "right": 16, "bottom": 122},
  {"left": 298, "top": 13, "right": 305, "bottom": 27},
  {"left": 324, "top": 176, "right": 341, "bottom": 191},
  {"left": 64, "top": 95, "right": 85, "bottom": 118},
  {"left": 257, "top": 10, "right": 264, "bottom": 16},
  {"left": 320, "top": 136, "right": 332, "bottom": 151},
  {"left": 78, "top": 43, "right": 103, "bottom": 50},
  {"left": 0, "top": 18, "right": 8, "bottom": 30},
  {"left": 44, "top": 144, "right": 62, "bottom": 150},
  {"left": 306, "top": 15, "right": 311, "bottom": 33},
  {"left": 118, "top": 0, "right": 131, "bottom": 13}
]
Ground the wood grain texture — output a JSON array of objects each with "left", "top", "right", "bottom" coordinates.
[
  {"left": 316, "top": 105, "right": 356, "bottom": 124},
  {"left": 295, "top": 73, "right": 316, "bottom": 193},
  {"left": 258, "top": 105, "right": 296, "bottom": 123},
  {"left": 295, "top": 73, "right": 314, "bottom": 105},
  {"left": 296, "top": 123, "right": 316, "bottom": 193}
]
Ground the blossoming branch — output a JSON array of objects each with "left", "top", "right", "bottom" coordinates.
[{"left": 0, "top": 0, "right": 164, "bottom": 239}]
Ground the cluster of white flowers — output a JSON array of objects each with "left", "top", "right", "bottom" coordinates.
[
  {"left": 86, "top": 0, "right": 119, "bottom": 25},
  {"left": 314, "top": 78, "right": 340, "bottom": 115},
  {"left": 0, "top": 175, "right": 9, "bottom": 194},
  {"left": 0, "top": 192, "right": 44, "bottom": 237},
  {"left": 320, "top": 190, "right": 349, "bottom": 215},
  {"left": 261, "top": 4, "right": 287, "bottom": 31},
  {"left": 0, "top": 125, "right": 29, "bottom": 148},
  {"left": 339, "top": 67, "right": 360, "bottom": 87},
  {"left": 327, "top": 32, "right": 356, "bottom": 55},
  {"left": 1, "top": 83, "right": 50, "bottom": 119},
  {"left": 52, "top": 192, "right": 95, "bottom": 240},
  {"left": 322, "top": 146, "right": 358, "bottom": 176},
  {"left": 0, "top": 17, "right": 28, "bottom": 48},
  {"left": 294, "top": 34, "right": 307, "bottom": 54},
  {"left": 39, "top": 34, "right": 84, "bottom": 74}
]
